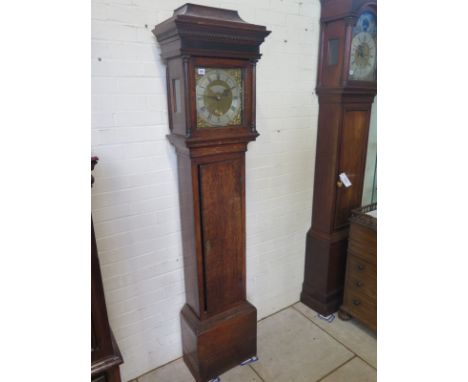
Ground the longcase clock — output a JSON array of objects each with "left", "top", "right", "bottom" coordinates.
[
  {"left": 301, "top": 0, "right": 377, "bottom": 315},
  {"left": 153, "top": 5, "right": 270, "bottom": 381}
]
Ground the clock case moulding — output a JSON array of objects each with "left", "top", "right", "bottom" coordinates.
[
  {"left": 301, "top": 0, "right": 377, "bottom": 316},
  {"left": 153, "top": 4, "right": 270, "bottom": 382}
]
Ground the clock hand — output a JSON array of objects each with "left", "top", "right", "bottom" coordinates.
[
  {"left": 205, "top": 94, "right": 222, "bottom": 101},
  {"left": 223, "top": 86, "right": 238, "bottom": 94}
]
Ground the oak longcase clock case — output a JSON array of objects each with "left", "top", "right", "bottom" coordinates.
[
  {"left": 153, "top": 4, "right": 270, "bottom": 382},
  {"left": 301, "top": 0, "right": 377, "bottom": 316}
]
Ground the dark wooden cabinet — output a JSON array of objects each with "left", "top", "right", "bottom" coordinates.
[
  {"left": 339, "top": 203, "right": 377, "bottom": 332},
  {"left": 153, "top": 5, "right": 269, "bottom": 382},
  {"left": 301, "top": 0, "right": 377, "bottom": 315},
  {"left": 92, "top": 157, "right": 123, "bottom": 382}
]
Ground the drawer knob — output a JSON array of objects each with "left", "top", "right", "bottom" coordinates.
[
  {"left": 352, "top": 299, "right": 361, "bottom": 306},
  {"left": 357, "top": 264, "right": 365, "bottom": 271},
  {"left": 355, "top": 281, "right": 363, "bottom": 287}
]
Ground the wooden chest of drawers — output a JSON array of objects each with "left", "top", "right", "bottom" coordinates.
[{"left": 339, "top": 203, "right": 377, "bottom": 332}]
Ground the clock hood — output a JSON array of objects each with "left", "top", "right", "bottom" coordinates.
[{"left": 153, "top": 3, "right": 271, "bottom": 61}]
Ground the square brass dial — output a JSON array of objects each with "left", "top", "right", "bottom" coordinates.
[{"left": 195, "top": 67, "right": 243, "bottom": 128}]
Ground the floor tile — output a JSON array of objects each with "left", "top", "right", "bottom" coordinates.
[
  {"left": 138, "top": 358, "right": 194, "bottom": 382},
  {"left": 294, "top": 302, "right": 377, "bottom": 368},
  {"left": 319, "top": 357, "right": 376, "bottom": 382},
  {"left": 137, "top": 357, "right": 262, "bottom": 382},
  {"left": 251, "top": 307, "right": 354, "bottom": 382},
  {"left": 220, "top": 365, "right": 263, "bottom": 381}
]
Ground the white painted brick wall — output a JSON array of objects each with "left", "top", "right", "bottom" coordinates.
[{"left": 91, "top": 0, "right": 321, "bottom": 380}]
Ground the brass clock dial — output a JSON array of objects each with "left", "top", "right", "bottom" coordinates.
[
  {"left": 349, "top": 11, "right": 377, "bottom": 81},
  {"left": 350, "top": 31, "right": 376, "bottom": 80},
  {"left": 195, "top": 68, "right": 242, "bottom": 127}
]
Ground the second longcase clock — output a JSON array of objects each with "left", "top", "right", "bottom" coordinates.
[
  {"left": 301, "top": 0, "right": 377, "bottom": 315},
  {"left": 153, "top": 4, "right": 270, "bottom": 381}
]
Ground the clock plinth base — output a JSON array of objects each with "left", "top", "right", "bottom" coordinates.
[
  {"left": 300, "top": 289, "right": 342, "bottom": 316},
  {"left": 300, "top": 229, "right": 349, "bottom": 316},
  {"left": 181, "top": 302, "right": 257, "bottom": 382}
]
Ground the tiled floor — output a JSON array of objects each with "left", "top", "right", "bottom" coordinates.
[{"left": 132, "top": 302, "right": 376, "bottom": 382}]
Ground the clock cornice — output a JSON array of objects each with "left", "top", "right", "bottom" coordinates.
[
  {"left": 320, "top": 0, "right": 376, "bottom": 24},
  {"left": 153, "top": 3, "right": 270, "bottom": 61}
]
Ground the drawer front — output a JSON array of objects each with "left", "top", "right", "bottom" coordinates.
[
  {"left": 343, "top": 289, "right": 376, "bottom": 330},
  {"left": 348, "top": 224, "right": 376, "bottom": 265},
  {"left": 92, "top": 375, "right": 106, "bottom": 382},
  {"left": 346, "top": 273, "right": 376, "bottom": 300},
  {"left": 346, "top": 255, "right": 376, "bottom": 282}
]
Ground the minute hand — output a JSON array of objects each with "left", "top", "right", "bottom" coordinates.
[{"left": 222, "top": 87, "right": 236, "bottom": 96}]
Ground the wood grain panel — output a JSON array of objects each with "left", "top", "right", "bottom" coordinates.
[
  {"left": 199, "top": 159, "right": 245, "bottom": 315},
  {"left": 334, "top": 109, "right": 370, "bottom": 228},
  {"left": 348, "top": 224, "right": 377, "bottom": 265}
]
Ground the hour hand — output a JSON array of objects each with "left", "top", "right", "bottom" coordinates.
[{"left": 205, "top": 94, "right": 222, "bottom": 100}]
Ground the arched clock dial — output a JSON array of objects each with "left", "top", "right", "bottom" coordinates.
[
  {"left": 195, "top": 67, "right": 243, "bottom": 127},
  {"left": 350, "top": 31, "right": 376, "bottom": 79},
  {"left": 349, "top": 11, "right": 377, "bottom": 81}
]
